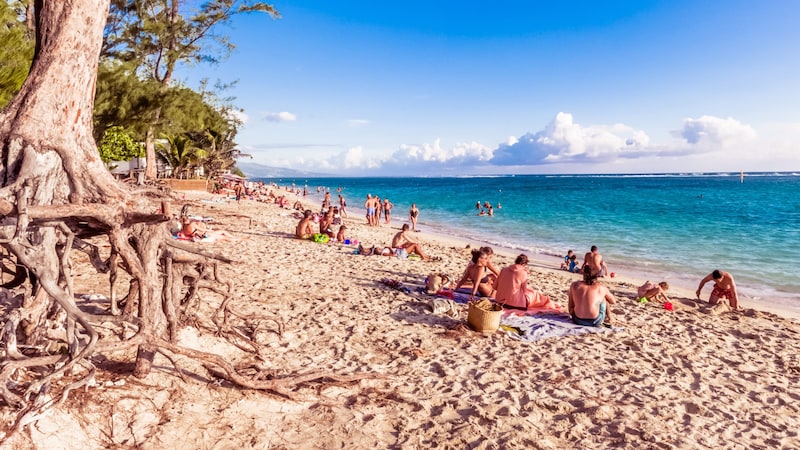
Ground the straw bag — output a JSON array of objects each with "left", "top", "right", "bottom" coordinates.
[{"left": 467, "top": 299, "right": 502, "bottom": 333}]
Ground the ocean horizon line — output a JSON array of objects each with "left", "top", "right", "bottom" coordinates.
[{"left": 253, "top": 171, "right": 800, "bottom": 181}]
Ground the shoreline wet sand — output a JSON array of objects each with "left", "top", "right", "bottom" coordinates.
[{"left": 10, "top": 187, "right": 800, "bottom": 449}]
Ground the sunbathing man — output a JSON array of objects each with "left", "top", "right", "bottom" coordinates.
[
  {"left": 568, "top": 265, "right": 616, "bottom": 327},
  {"left": 180, "top": 216, "right": 240, "bottom": 243},
  {"left": 696, "top": 269, "right": 739, "bottom": 309},
  {"left": 391, "top": 223, "right": 430, "bottom": 260},
  {"left": 295, "top": 210, "right": 314, "bottom": 239}
]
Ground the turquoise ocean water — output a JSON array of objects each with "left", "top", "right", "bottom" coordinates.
[{"left": 262, "top": 173, "right": 800, "bottom": 309}]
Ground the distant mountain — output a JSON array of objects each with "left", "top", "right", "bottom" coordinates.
[{"left": 236, "top": 162, "right": 330, "bottom": 179}]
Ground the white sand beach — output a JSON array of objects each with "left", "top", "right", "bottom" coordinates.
[{"left": 3, "top": 187, "right": 799, "bottom": 449}]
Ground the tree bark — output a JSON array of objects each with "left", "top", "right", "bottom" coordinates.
[
  {"left": 0, "top": 0, "right": 169, "bottom": 378},
  {"left": 1, "top": 0, "right": 120, "bottom": 205}
]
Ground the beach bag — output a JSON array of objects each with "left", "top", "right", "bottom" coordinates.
[
  {"left": 430, "top": 298, "right": 459, "bottom": 318},
  {"left": 312, "top": 233, "right": 329, "bottom": 244},
  {"left": 467, "top": 298, "right": 502, "bottom": 333},
  {"left": 425, "top": 273, "right": 450, "bottom": 294}
]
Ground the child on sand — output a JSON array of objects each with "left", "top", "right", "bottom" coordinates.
[{"left": 336, "top": 225, "right": 347, "bottom": 243}]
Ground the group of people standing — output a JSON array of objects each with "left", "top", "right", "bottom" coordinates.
[
  {"left": 363, "top": 194, "right": 421, "bottom": 232},
  {"left": 364, "top": 194, "right": 394, "bottom": 227}
]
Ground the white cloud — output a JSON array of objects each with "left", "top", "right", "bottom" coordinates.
[
  {"left": 227, "top": 109, "right": 249, "bottom": 124},
  {"left": 676, "top": 115, "right": 757, "bottom": 148},
  {"left": 279, "top": 140, "right": 493, "bottom": 175},
  {"left": 386, "top": 139, "right": 493, "bottom": 167},
  {"left": 248, "top": 112, "right": 786, "bottom": 175},
  {"left": 341, "top": 146, "right": 381, "bottom": 169},
  {"left": 347, "top": 119, "right": 370, "bottom": 127},
  {"left": 491, "top": 112, "right": 650, "bottom": 165},
  {"left": 264, "top": 111, "right": 297, "bottom": 122}
]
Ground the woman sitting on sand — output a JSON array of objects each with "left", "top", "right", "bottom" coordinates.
[
  {"left": 454, "top": 247, "right": 495, "bottom": 300},
  {"left": 637, "top": 281, "right": 670, "bottom": 302},
  {"left": 482, "top": 246, "right": 501, "bottom": 280},
  {"left": 493, "top": 254, "right": 561, "bottom": 311}
]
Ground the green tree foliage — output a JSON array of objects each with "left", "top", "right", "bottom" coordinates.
[
  {"left": 156, "top": 133, "right": 206, "bottom": 179},
  {"left": 93, "top": 61, "right": 222, "bottom": 141},
  {"left": 0, "top": 1, "right": 34, "bottom": 109},
  {"left": 98, "top": 125, "right": 144, "bottom": 166},
  {"left": 93, "top": 61, "right": 162, "bottom": 141},
  {"left": 185, "top": 81, "right": 249, "bottom": 179},
  {"left": 94, "top": 63, "right": 244, "bottom": 177},
  {"left": 101, "top": 0, "right": 279, "bottom": 178}
]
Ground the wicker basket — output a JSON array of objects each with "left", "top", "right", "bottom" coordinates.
[{"left": 467, "top": 300, "right": 502, "bottom": 332}]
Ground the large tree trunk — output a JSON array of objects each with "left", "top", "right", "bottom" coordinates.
[
  {"left": 0, "top": 0, "right": 168, "bottom": 378},
  {"left": 0, "top": 0, "right": 120, "bottom": 204},
  {"left": 144, "top": 118, "right": 159, "bottom": 179}
]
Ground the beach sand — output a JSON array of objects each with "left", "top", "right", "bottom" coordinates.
[{"left": 3, "top": 188, "right": 799, "bottom": 449}]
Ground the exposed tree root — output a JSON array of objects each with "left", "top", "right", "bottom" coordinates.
[
  {"left": 0, "top": 4, "right": 366, "bottom": 443},
  {"left": 0, "top": 202, "right": 369, "bottom": 443}
]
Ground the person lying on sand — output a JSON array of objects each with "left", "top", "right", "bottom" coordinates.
[
  {"left": 181, "top": 216, "right": 241, "bottom": 243},
  {"left": 568, "top": 265, "right": 616, "bottom": 327},
  {"left": 295, "top": 209, "right": 314, "bottom": 239}
]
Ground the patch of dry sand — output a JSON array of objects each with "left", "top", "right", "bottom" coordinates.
[{"left": 3, "top": 189, "right": 799, "bottom": 449}]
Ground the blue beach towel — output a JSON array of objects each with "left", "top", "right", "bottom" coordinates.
[{"left": 499, "top": 312, "right": 621, "bottom": 342}]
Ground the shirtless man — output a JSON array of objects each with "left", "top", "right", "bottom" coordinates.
[
  {"left": 696, "top": 269, "right": 739, "bottom": 309},
  {"left": 295, "top": 210, "right": 314, "bottom": 239},
  {"left": 391, "top": 224, "right": 429, "bottom": 260},
  {"left": 568, "top": 265, "right": 616, "bottom": 326},
  {"left": 383, "top": 198, "right": 394, "bottom": 225},
  {"left": 364, "top": 194, "right": 378, "bottom": 226},
  {"left": 582, "top": 245, "right": 608, "bottom": 277},
  {"left": 181, "top": 216, "right": 240, "bottom": 242}
]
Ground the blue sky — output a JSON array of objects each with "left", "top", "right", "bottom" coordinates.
[{"left": 186, "top": 0, "right": 800, "bottom": 175}]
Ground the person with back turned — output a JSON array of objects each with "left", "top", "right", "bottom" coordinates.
[{"left": 569, "top": 265, "right": 616, "bottom": 327}]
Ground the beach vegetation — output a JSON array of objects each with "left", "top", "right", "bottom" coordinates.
[
  {"left": 100, "top": 0, "right": 279, "bottom": 179},
  {"left": 0, "top": 1, "right": 34, "bottom": 109},
  {"left": 156, "top": 133, "right": 205, "bottom": 178},
  {"left": 98, "top": 125, "right": 145, "bottom": 168}
]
